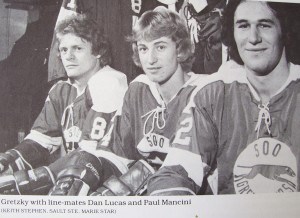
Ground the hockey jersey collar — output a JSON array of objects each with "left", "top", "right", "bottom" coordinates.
[{"left": 132, "top": 72, "right": 200, "bottom": 106}]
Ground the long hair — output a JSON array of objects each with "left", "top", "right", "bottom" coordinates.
[{"left": 221, "top": 0, "right": 295, "bottom": 64}]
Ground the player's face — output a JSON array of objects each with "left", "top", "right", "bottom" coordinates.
[
  {"left": 59, "top": 33, "right": 100, "bottom": 83},
  {"left": 137, "top": 36, "right": 179, "bottom": 84},
  {"left": 234, "top": 1, "right": 284, "bottom": 75}
]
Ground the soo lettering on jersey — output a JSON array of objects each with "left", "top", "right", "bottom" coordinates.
[
  {"left": 137, "top": 133, "right": 170, "bottom": 162},
  {"left": 234, "top": 138, "right": 297, "bottom": 194}
]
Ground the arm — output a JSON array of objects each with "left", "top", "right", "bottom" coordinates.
[
  {"left": 49, "top": 70, "right": 130, "bottom": 195},
  {"left": 80, "top": 70, "right": 132, "bottom": 173},
  {"left": 83, "top": 82, "right": 140, "bottom": 172},
  {"left": 0, "top": 139, "right": 49, "bottom": 174},
  {"left": 146, "top": 88, "right": 219, "bottom": 195},
  {"left": 0, "top": 83, "right": 65, "bottom": 175},
  {"left": 0, "top": 149, "right": 103, "bottom": 195}
]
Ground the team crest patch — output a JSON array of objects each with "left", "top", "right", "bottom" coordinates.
[
  {"left": 234, "top": 138, "right": 297, "bottom": 194},
  {"left": 63, "top": 126, "right": 82, "bottom": 143}
]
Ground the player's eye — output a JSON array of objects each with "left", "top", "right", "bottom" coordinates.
[
  {"left": 258, "top": 23, "right": 271, "bottom": 29},
  {"left": 59, "top": 47, "right": 68, "bottom": 53},
  {"left": 138, "top": 46, "right": 147, "bottom": 53},
  {"left": 157, "top": 45, "right": 166, "bottom": 51},
  {"left": 236, "top": 23, "right": 249, "bottom": 29}
]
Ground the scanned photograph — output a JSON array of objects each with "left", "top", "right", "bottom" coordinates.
[{"left": 0, "top": 0, "right": 299, "bottom": 199}]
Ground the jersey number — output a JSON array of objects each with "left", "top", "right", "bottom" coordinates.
[
  {"left": 173, "top": 117, "right": 193, "bottom": 146},
  {"left": 91, "top": 117, "right": 107, "bottom": 140}
]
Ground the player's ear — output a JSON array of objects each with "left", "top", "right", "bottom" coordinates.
[
  {"left": 176, "top": 51, "right": 184, "bottom": 62},
  {"left": 176, "top": 43, "right": 183, "bottom": 60}
]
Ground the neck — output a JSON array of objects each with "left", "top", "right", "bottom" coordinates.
[
  {"left": 72, "top": 65, "right": 102, "bottom": 94},
  {"left": 156, "top": 65, "right": 190, "bottom": 104},
  {"left": 71, "top": 79, "right": 88, "bottom": 94},
  {"left": 246, "top": 55, "right": 289, "bottom": 104}
]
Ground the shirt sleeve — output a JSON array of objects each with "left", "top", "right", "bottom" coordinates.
[{"left": 25, "top": 83, "right": 64, "bottom": 153}]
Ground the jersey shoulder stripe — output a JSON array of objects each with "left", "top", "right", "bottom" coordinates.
[
  {"left": 98, "top": 65, "right": 128, "bottom": 81},
  {"left": 87, "top": 66, "right": 128, "bottom": 113}
]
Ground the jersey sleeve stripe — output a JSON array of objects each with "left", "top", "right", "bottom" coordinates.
[
  {"left": 25, "top": 130, "right": 63, "bottom": 153},
  {"left": 162, "top": 147, "right": 205, "bottom": 187}
]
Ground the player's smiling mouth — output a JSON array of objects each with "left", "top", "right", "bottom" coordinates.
[
  {"left": 65, "top": 64, "right": 78, "bottom": 68},
  {"left": 147, "top": 67, "right": 161, "bottom": 72},
  {"left": 245, "top": 48, "right": 267, "bottom": 52}
]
